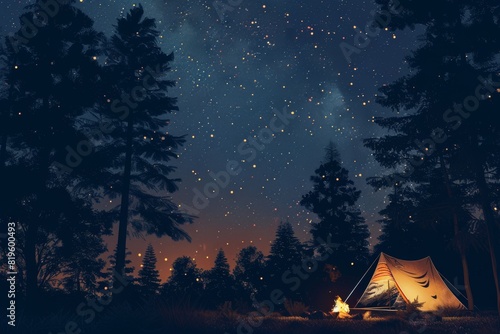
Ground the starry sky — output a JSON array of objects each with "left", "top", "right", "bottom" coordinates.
[{"left": 1, "top": 0, "right": 420, "bottom": 281}]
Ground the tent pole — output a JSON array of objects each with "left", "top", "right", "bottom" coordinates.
[
  {"left": 345, "top": 253, "right": 380, "bottom": 303},
  {"left": 439, "top": 271, "right": 479, "bottom": 311}
]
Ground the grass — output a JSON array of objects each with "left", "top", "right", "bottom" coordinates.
[
  {"left": 284, "top": 299, "right": 309, "bottom": 316},
  {"left": 17, "top": 305, "right": 500, "bottom": 334}
]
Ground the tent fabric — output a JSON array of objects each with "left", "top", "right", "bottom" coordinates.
[{"left": 355, "top": 253, "right": 466, "bottom": 311}]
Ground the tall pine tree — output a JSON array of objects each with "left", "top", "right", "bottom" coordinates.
[
  {"left": 89, "top": 5, "right": 194, "bottom": 283},
  {"left": 365, "top": 0, "right": 500, "bottom": 312},
  {"left": 0, "top": 0, "right": 105, "bottom": 307}
]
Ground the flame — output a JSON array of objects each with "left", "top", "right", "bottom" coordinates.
[{"left": 331, "top": 296, "right": 350, "bottom": 314}]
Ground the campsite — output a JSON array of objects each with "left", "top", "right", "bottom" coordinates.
[
  {"left": 10, "top": 251, "right": 500, "bottom": 334},
  {"left": 1, "top": 0, "right": 500, "bottom": 333},
  {"left": 13, "top": 301, "right": 500, "bottom": 334}
]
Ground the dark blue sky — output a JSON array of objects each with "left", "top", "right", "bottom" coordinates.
[{"left": 1, "top": 0, "right": 419, "bottom": 280}]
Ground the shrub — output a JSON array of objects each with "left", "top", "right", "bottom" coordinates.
[{"left": 284, "top": 299, "right": 309, "bottom": 316}]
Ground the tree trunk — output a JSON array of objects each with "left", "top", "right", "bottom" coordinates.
[
  {"left": 439, "top": 156, "right": 474, "bottom": 310},
  {"left": 459, "top": 249, "right": 474, "bottom": 310},
  {"left": 475, "top": 164, "right": 500, "bottom": 315},
  {"left": 451, "top": 209, "right": 474, "bottom": 310},
  {"left": 451, "top": 210, "right": 474, "bottom": 310},
  {"left": 114, "top": 118, "right": 134, "bottom": 287},
  {"left": 25, "top": 97, "right": 52, "bottom": 312}
]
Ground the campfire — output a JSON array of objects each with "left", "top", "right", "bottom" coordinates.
[{"left": 331, "top": 296, "right": 352, "bottom": 319}]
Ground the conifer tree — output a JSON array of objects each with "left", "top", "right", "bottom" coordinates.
[
  {"left": 365, "top": 0, "right": 500, "bottom": 312},
  {"left": 90, "top": 5, "right": 194, "bottom": 283},
  {"left": 0, "top": 0, "right": 104, "bottom": 306},
  {"left": 301, "top": 142, "right": 370, "bottom": 273},
  {"left": 373, "top": 184, "right": 421, "bottom": 258},
  {"left": 138, "top": 244, "right": 161, "bottom": 296},
  {"left": 204, "top": 249, "right": 234, "bottom": 307},
  {"left": 266, "top": 221, "right": 304, "bottom": 301},
  {"left": 268, "top": 221, "right": 304, "bottom": 272}
]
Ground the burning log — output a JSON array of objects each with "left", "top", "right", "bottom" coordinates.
[{"left": 331, "top": 296, "right": 353, "bottom": 319}]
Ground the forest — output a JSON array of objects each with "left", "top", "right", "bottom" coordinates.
[{"left": 0, "top": 0, "right": 499, "bottom": 333}]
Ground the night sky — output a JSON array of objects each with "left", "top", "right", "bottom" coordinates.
[{"left": 1, "top": 0, "right": 420, "bottom": 281}]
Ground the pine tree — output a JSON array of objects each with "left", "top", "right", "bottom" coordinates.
[
  {"left": 204, "top": 249, "right": 234, "bottom": 307},
  {"left": 266, "top": 221, "right": 304, "bottom": 301},
  {"left": 89, "top": 5, "right": 194, "bottom": 283},
  {"left": 138, "top": 244, "right": 161, "bottom": 297},
  {"left": 268, "top": 221, "right": 304, "bottom": 272},
  {"left": 425, "top": 159, "right": 487, "bottom": 311},
  {"left": 374, "top": 183, "right": 422, "bottom": 258},
  {"left": 300, "top": 142, "right": 370, "bottom": 273},
  {"left": 0, "top": 0, "right": 105, "bottom": 306},
  {"left": 365, "top": 0, "right": 500, "bottom": 312}
]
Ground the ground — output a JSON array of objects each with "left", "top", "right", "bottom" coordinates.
[{"left": 17, "top": 305, "right": 500, "bottom": 334}]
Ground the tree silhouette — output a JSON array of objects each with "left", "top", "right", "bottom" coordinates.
[
  {"left": 163, "top": 256, "right": 202, "bottom": 298},
  {"left": 233, "top": 246, "right": 266, "bottom": 302},
  {"left": 138, "top": 244, "right": 161, "bottom": 297},
  {"left": 266, "top": 221, "right": 304, "bottom": 302},
  {"left": 0, "top": 37, "right": 22, "bottom": 170},
  {"left": 365, "top": 0, "right": 500, "bottom": 313},
  {"left": 61, "top": 233, "right": 108, "bottom": 296},
  {"left": 104, "top": 247, "right": 135, "bottom": 293},
  {"left": 418, "top": 162, "right": 485, "bottom": 310},
  {"left": 204, "top": 249, "right": 234, "bottom": 308},
  {"left": 300, "top": 142, "right": 370, "bottom": 274},
  {"left": 373, "top": 183, "right": 422, "bottom": 258},
  {"left": 6, "top": 203, "right": 109, "bottom": 296},
  {"left": 90, "top": 5, "right": 194, "bottom": 284},
  {"left": 0, "top": 0, "right": 105, "bottom": 306}
]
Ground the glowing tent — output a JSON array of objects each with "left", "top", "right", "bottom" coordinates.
[{"left": 348, "top": 253, "right": 467, "bottom": 311}]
